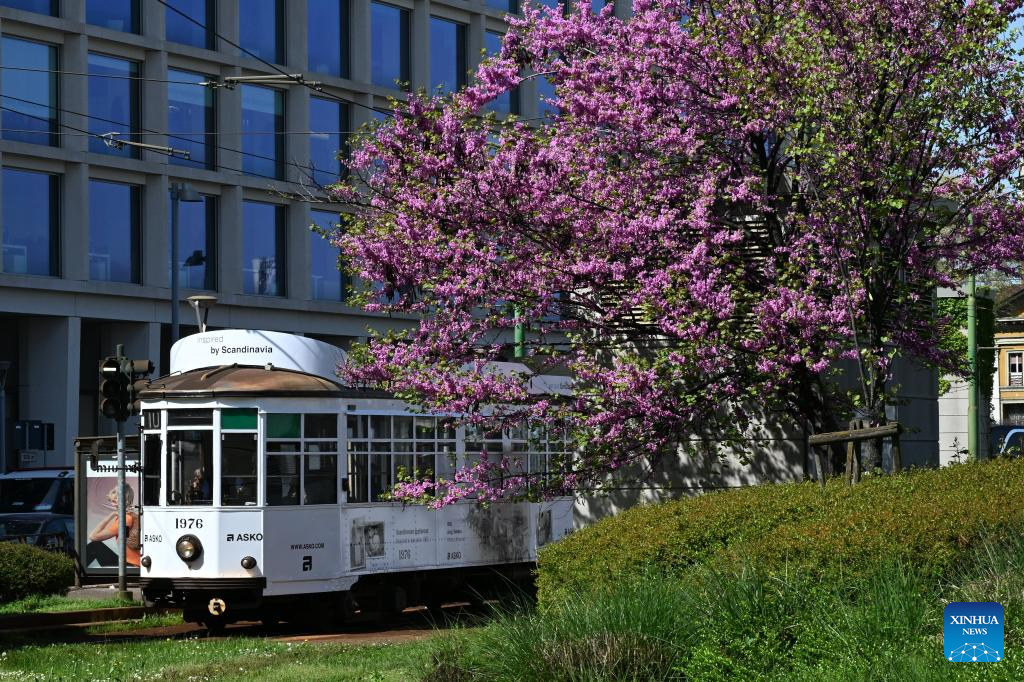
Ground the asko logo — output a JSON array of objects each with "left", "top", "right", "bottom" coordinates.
[{"left": 225, "top": 532, "right": 263, "bottom": 542}]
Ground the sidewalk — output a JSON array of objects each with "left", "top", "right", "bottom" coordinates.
[{"left": 65, "top": 584, "right": 142, "bottom": 602}]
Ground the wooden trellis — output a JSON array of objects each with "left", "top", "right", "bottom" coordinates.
[{"left": 807, "top": 422, "right": 903, "bottom": 488}]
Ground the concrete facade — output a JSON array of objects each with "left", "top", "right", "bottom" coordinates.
[
  {"left": 0, "top": 0, "right": 557, "bottom": 468},
  {"left": 994, "top": 286, "right": 1024, "bottom": 427}
]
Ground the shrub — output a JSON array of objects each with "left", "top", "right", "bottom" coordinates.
[
  {"left": 537, "top": 458, "right": 1024, "bottom": 606},
  {"left": 0, "top": 543, "right": 75, "bottom": 603}
]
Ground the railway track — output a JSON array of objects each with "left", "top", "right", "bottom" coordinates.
[{"left": 0, "top": 602, "right": 483, "bottom": 647}]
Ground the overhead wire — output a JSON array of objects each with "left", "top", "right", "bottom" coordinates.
[
  {"left": 0, "top": 65, "right": 206, "bottom": 85},
  {"left": 154, "top": 0, "right": 399, "bottom": 120},
  {"left": 1, "top": 91, "right": 332, "bottom": 177},
  {"left": 0, "top": 102, "right": 343, "bottom": 192}
]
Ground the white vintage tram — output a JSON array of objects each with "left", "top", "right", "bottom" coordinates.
[{"left": 137, "top": 330, "right": 573, "bottom": 628}]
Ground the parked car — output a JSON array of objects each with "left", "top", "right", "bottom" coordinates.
[
  {"left": 0, "top": 513, "right": 74, "bottom": 551},
  {"left": 992, "top": 427, "right": 1024, "bottom": 456}
]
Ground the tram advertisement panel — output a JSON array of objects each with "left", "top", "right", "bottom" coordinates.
[
  {"left": 338, "top": 501, "right": 573, "bottom": 574},
  {"left": 75, "top": 444, "right": 141, "bottom": 577}
]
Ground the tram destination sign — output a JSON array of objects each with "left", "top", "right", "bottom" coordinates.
[{"left": 170, "top": 329, "right": 347, "bottom": 382}]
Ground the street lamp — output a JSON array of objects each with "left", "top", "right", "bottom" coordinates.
[
  {"left": 169, "top": 183, "right": 202, "bottom": 345},
  {"left": 187, "top": 295, "right": 217, "bottom": 333}
]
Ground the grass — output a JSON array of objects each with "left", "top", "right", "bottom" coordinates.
[
  {"left": 0, "top": 636, "right": 435, "bottom": 681},
  {"left": 427, "top": 534, "right": 1024, "bottom": 681},
  {"left": 0, "top": 594, "right": 135, "bottom": 615}
]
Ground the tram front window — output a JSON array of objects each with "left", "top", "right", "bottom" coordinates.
[
  {"left": 222, "top": 433, "right": 257, "bottom": 506},
  {"left": 167, "top": 430, "right": 213, "bottom": 506}
]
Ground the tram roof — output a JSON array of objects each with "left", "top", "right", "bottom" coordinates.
[{"left": 138, "top": 364, "right": 380, "bottom": 399}]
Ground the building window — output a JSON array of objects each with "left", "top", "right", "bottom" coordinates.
[
  {"left": 241, "top": 84, "right": 284, "bottom": 178},
  {"left": 485, "top": 0, "right": 516, "bottom": 13},
  {"left": 1010, "top": 352, "right": 1023, "bottom": 388},
  {"left": 266, "top": 413, "right": 339, "bottom": 505},
  {"left": 371, "top": 2, "right": 409, "bottom": 89},
  {"left": 1005, "top": 403, "right": 1024, "bottom": 425},
  {"left": 309, "top": 97, "right": 347, "bottom": 187},
  {"left": 308, "top": 0, "right": 348, "bottom": 78},
  {"left": 2, "top": 168, "right": 58, "bottom": 276},
  {"left": 310, "top": 209, "right": 345, "bottom": 302},
  {"left": 1, "top": 37, "right": 57, "bottom": 147},
  {"left": 537, "top": 73, "right": 557, "bottom": 119},
  {"left": 168, "top": 69, "right": 214, "bottom": 169},
  {"left": 0, "top": 1, "right": 56, "bottom": 15},
  {"left": 429, "top": 17, "right": 467, "bottom": 95},
  {"left": 239, "top": 0, "right": 284, "bottom": 64},
  {"left": 242, "top": 201, "right": 285, "bottom": 296},
  {"left": 165, "top": 0, "right": 215, "bottom": 49},
  {"left": 86, "top": 0, "right": 139, "bottom": 33},
  {"left": 484, "top": 31, "right": 519, "bottom": 116},
  {"left": 88, "top": 53, "right": 140, "bottom": 157},
  {"left": 169, "top": 194, "right": 216, "bottom": 290},
  {"left": 89, "top": 179, "right": 141, "bottom": 284}
]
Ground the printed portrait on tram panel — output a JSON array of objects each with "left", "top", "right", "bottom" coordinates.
[
  {"left": 537, "top": 509, "right": 553, "bottom": 548},
  {"left": 350, "top": 519, "right": 366, "bottom": 570},
  {"left": 468, "top": 505, "right": 529, "bottom": 562},
  {"left": 364, "top": 522, "right": 385, "bottom": 558}
]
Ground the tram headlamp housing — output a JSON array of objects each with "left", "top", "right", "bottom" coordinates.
[
  {"left": 140, "top": 555, "right": 151, "bottom": 569},
  {"left": 175, "top": 534, "right": 203, "bottom": 563},
  {"left": 241, "top": 556, "right": 257, "bottom": 569}
]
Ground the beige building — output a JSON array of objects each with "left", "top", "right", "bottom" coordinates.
[{"left": 994, "top": 285, "right": 1024, "bottom": 426}]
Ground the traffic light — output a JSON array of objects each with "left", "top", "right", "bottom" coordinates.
[
  {"left": 127, "top": 359, "right": 155, "bottom": 416},
  {"left": 99, "top": 357, "right": 129, "bottom": 422}
]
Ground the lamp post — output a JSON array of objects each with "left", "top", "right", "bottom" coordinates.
[
  {"left": 169, "top": 183, "right": 202, "bottom": 345},
  {"left": 187, "top": 295, "right": 217, "bottom": 333}
]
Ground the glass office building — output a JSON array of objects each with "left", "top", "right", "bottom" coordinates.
[{"left": 0, "top": 0, "right": 581, "bottom": 466}]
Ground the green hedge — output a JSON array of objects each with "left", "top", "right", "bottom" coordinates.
[
  {"left": 0, "top": 543, "right": 75, "bottom": 603},
  {"left": 537, "top": 458, "right": 1024, "bottom": 607}
]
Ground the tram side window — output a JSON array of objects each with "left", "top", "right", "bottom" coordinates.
[
  {"left": 143, "top": 433, "right": 161, "bottom": 506},
  {"left": 464, "top": 425, "right": 503, "bottom": 484},
  {"left": 267, "top": 442, "right": 300, "bottom": 505},
  {"left": 266, "top": 413, "right": 339, "bottom": 505},
  {"left": 305, "top": 412, "right": 338, "bottom": 505},
  {"left": 350, "top": 415, "right": 456, "bottom": 503},
  {"left": 347, "top": 439, "right": 369, "bottom": 503},
  {"left": 166, "top": 430, "right": 213, "bottom": 506},
  {"left": 222, "top": 433, "right": 257, "bottom": 506}
]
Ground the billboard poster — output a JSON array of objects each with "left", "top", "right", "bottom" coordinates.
[{"left": 75, "top": 440, "right": 141, "bottom": 576}]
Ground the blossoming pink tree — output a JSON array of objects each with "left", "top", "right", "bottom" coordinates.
[{"left": 331, "top": 0, "right": 1024, "bottom": 504}]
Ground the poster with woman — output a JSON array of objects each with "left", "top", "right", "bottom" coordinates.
[{"left": 83, "top": 469, "right": 141, "bottom": 568}]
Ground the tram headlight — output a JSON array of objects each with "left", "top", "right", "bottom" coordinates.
[
  {"left": 175, "top": 534, "right": 203, "bottom": 563},
  {"left": 241, "top": 556, "right": 257, "bottom": 569},
  {"left": 140, "top": 555, "right": 152, "bottom": 569}
]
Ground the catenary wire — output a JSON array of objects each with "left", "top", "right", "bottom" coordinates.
[
  {"left": 1, "top": 92, "right": 330, "bottom": 175},
  {"left": 0, "top": 65, "right": 208, "bottom": 85},
  {"left": 0, "top": 103, "right": 345, "bottom": 191},
  {"left": 154, "top": 0, "right": 398, "bottom": 120}
]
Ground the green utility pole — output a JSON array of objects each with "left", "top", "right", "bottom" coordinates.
[
  {"left": 967, "top": 274, "right": 978, "bottom": 460},
  {"left": 514, "top": 306, "right": 525, "bottom": 359}
]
